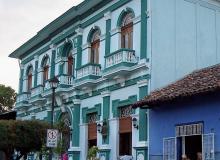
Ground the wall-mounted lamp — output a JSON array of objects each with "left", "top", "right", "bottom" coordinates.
[
  {"left": 97, "top": 120, "right": 108, "bottom": 138},
  {"left": 132, "top": 117, "right": 138, "bottom": 129},
  {"left": 97, "top": 123, "right": 102, "bottom": 133}
]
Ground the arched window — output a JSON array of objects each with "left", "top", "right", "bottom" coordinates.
[
  {"left": 26, "top": 66, "right": 33, "bottom": 92},
  {"left": 90, "top": 29, "right": 100, "bottom": 64},
  {"left": 121, "top": 12, "right": 133, "bottom": 49},
  {"left": 41, "top": 56, "right": 49, "bottom": 84}
]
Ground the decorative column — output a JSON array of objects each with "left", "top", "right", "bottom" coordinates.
[
  {"left": 140, "top": 0, "right": 148, "bottom": 59},
  {"left": 75, "top": 28, "right": 83, "bottom": 69},
  {"left": 98, "top": 91, "right": 111, "bottom": 160},
  {"left": 68, "top": 99, "right": 81, "bottom": 160},
  {"left": 135, "top": 79, "right": 149, "bottom": 160},
  {"left": 50, "top": 44, "right": 56, "bottom": 78},
  {"left": 104, "top": 12, "right": 111, "bottom": 56},
  {"left": 34, "top": 55, "right": 39, "bottom": 87},
  {"left": 18, "top": 64, "right": 24, "bottom": 94}
]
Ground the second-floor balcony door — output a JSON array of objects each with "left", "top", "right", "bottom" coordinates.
[
  {"left": 27, "top": 74, "right": 32, "bottom": 92},
  {"left": 68, "top": 55, "right": 74, "bottom": 76},
  {"left": 90, "top": 40, "right": 100, "bottom": 64},
  {"left": 121, "top": 23, "right": 133, "bottom": 49},
  {"left": 43, "top": 66, "right": 49, "bottom": 83}
]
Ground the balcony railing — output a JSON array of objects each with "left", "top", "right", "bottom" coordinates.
[
  {"left": 59, "top": 75, "right": 74, "bottom": 85},
  {"left": 16, "top": 92, "right": 30, "bottom": 103},
  {"left": 76, "top": 63, "right": 101, "bottom": 79},
  {"left": 105, "top": 48, "right": 137, "bottom": 68},
  {"left": 31, "top": 85, "right": 44, "bottom": 97}
]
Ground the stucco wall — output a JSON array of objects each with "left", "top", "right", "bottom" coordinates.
[
  {"left": 149, "top": 93, "right": 220, "bottom": 160},
  {"left": 150, "top": 0, "right": 220, "bottom": 91}
]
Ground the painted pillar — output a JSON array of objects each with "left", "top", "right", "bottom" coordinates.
[
  {"left": 140, "top": 0, "right": 148, "bottom": 59},
  {"left": 34, "top": 55, "right": 39, "bottom": 87},
  {"left": 69, "top": 99, "right": 81, "bottom": 160},
  {"left": 104, "top": 12, "right": 111, "bottom": 56},
  {"left": 50, "top": 45, "right": 56, "bottom": 78},
  {"left": 19, "top": 64, "right": 24, "bottom": 94},
  {"left": 75, "top": 28, "right": 83, "bottom": 69},
  {"left": 139, "top": 83, "right": 148, "bottom": 141},
  {"left": 137, "top": 79, "right": 149, "bottom": 160},
  {"left": 102, "top": 91, "right": 110, "bottom": 144}
]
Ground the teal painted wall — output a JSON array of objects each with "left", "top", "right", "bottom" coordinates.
[
  {"left": 50, "top": 50, "right": 56, "bottom": 78},
  {"left": 34, "top": 61, "right": 38, "bottom": 87},
  {"left": 19, "top": 68, "right": 24, "bottom": 94},
  {"left": 72, "top": 104, "right": 80, "bottom": 147},
  {"left": 76, "top": 35, "right": 82, "bottom": 69},
  {"left": 105, "top": 19, "right": 111, "bottom": 56},
  {"left": 139, "top": 85, "right": 148, "bottom": 141},
  {"left": 140, "top": 0, "right": 147, "bottom": 59},
  {"left": 102, "top": 95, "right": 110, "bottom": 144}
]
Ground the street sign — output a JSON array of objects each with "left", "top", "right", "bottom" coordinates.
[{"left": 46, "top": 129, "right": 58, "bottom": 148}]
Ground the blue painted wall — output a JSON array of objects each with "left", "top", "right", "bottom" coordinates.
[
  {"left": 149, "top": 93, "right": 220, "bottom": 160},
  {"left": 150, "top": 0, "right": 220, "bottom": 91}
]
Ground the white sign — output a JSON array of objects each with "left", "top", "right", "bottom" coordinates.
[{"left": 46, "top": 129, "right": 58, "bottom": 147}]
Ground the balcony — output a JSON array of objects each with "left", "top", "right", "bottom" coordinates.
[
  {"left": 76, "top": 63, "right": 101, "bottom": 80},
  {"left": 15, "top": 92, "right": 31, "bottom": 108},
  {"left": 103, "top": 48, "right": 138, "bottom": 78},
  {"left": 58, "top": 75, "right": 74, "bottom": 86},
  {"left": 29, "top": 85, "right": 45, "bottom": 104},
  {"left": 75, "top": 63, "right": 101, "bottom": 88}
]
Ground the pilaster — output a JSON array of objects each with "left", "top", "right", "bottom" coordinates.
[
  {"left": 50, "top": 44, "right": 56, "bottom": 78},
  {"left": 71, "top": 99, "right": 81, "bottom": 147},
  {"left": 138, "top": 79, "right": 148, "bottom": 141},
  {"left": 34, "top": 55, "right": 39, "bottom": 87},
  {"left": 140, "top": 0, "right": 148, "bottom": 59},
  {"left": 19, "top": 64, "right": 24, "bottom": 94},
  {"left": 75, "top": 28, "right": 83, "bottom": 69},
  {"left": 104, "top": 11, "right": 111, "bottom": 56},
  {"left": 101, "top": 91, "right": 111, "bottom": 144}
]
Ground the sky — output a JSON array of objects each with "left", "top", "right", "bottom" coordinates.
[{"left": 0, "top": 0, "right": 83, "bottom": 92}]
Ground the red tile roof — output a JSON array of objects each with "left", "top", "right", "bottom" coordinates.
[{"left": 132, "top": 64, "right": 220, "bottom": 108}]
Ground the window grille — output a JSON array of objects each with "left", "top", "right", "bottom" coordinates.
[
  {"left": 88, "top": 113, "right": 97, "bottom": 124},
  {"left": 119, "top": 105, "right": 132, "bottom": 118}
]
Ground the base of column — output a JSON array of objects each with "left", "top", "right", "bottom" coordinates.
[
  {"left": 99, "top": 149, "right": 111, "bottom": 160},
  {"left": 68, "top": 151, "right": 80, "bottom": 160},
  {"left": 134, "top": 147, "right": 148, "bottom": 160}
]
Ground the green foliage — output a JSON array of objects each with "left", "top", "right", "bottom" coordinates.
[
  {"left": 53, "top": 120, "right": 70, "bottom": 156},
  {"left": 0, "top": 84, "right": 16, "bottom": 113},
  {"left": 0, "top": 120, "right": 49, "bottom": 159},
  {"left": 87, "top": 146, "right": 99, "bottom": 160}
]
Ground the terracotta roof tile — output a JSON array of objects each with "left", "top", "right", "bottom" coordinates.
[{"left": 132, "top": 64, "right": 220, "bottom": 108}]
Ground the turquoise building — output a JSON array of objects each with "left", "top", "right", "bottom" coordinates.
[
  {"left": 10, "top": 0, "right": 149, "bottom": 160},
  {"left": 9, "top": 0, "right": 220, "bottom": 160}
]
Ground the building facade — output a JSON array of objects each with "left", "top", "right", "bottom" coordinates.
[
  {"left": 133, "top": 64, "right": 220, "bottom": 160},
  {"left": 9, "top": 0, "right": 220, "bottom": 160},
  {"left": 10, "top": 0, "right": 149, "bottom": 160}
]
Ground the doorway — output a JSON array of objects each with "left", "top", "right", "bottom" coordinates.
[{"left": 185, "top": 135, "right": 202, "bottom": 160}]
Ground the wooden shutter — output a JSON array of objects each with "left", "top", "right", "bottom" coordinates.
[
  {"left": 121, "top": 23, "right": 133, "bottom": 49},
  {"left": 28, "top": 74, "right": 32, "bottom": 91},
  {"left": 43, "top": 66, "right": 49, "bottom": 82},
  {"left": 91, "top": 40, "right": 100, "bottom": 64},
  {"left": 68, "top": 56, "right": 73, "bottom": 76},
  {"left": 119, "top": 117, "right": 132, "bottom": 133},
  {"left": 88, "top": 123, "right": 97, "bottom": 140}
]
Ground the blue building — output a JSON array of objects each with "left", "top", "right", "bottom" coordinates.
[{"left": 133, "top": 64, "right": 220, "bottom": 160}]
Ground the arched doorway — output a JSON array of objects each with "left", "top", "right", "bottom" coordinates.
[{"left": 59, "top": 112, "right": 71, "bottom": 153}]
